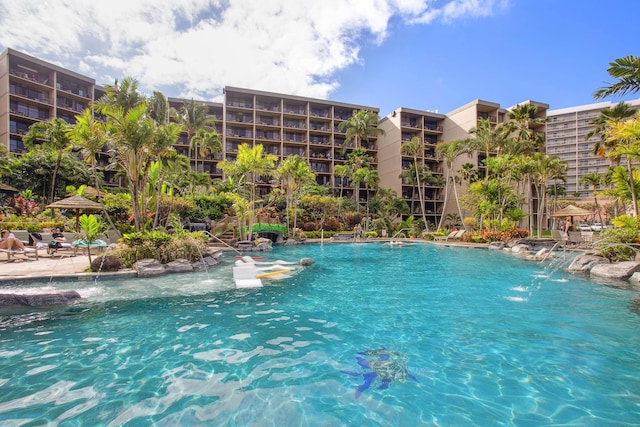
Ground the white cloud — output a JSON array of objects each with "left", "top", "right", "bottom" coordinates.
[{"left": 0, "top": 0, "right": 504, "bottom": 101}]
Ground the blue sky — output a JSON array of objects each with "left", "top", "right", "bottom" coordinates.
[{"left": 1, "top": 0, "right": 638, "bottom": 116}]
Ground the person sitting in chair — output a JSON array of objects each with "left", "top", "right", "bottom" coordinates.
[
  {"left": 0, "top": 229, "right": 26, "bottom": 251},
  {"left": 48, "top": 227, "right": 72, "bottom": 252}
]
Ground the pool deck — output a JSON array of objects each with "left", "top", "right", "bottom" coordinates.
[
  {"left": 0, "top": 239, "right": 488, "bottom": 282},
  {"left": 0, "top": 252, "right": 94, "bottom": 282}
]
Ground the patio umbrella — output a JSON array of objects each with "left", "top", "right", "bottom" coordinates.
[
  {"left": 550, "top": 205, "right": 593, "bottom": 218},
  {"left": 82, "top": 186, "right": 104, "bottom": 198},
  {"left": 46, "top": 195, "right": 104, "bottom": 231},
  {"left": 0, "top": 183, "right": 19, "bottom": 194},
  {"left": 550, "top": 204, "right": 593, "bottom": 231}
]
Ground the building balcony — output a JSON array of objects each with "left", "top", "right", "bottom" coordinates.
[
  {"left": 283, "top": 106, "right": 307, "bottom": 115},
  {"left": 226, "top": 100, "right": 253, "bottom": 109},
  {"left": 255, "top": 103, "right": 280, "bottom": 112}
]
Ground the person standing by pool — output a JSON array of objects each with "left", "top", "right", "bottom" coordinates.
[{"left": 353, "top": 223, "right": 363, "bottom": 240}]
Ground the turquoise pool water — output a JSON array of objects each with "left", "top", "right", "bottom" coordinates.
[{"left": 1, "top": 242, "right": 639, "bottom": 426}]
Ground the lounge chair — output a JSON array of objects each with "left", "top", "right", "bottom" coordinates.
[
  {"left": 452, "top": 229, "right": 466, "bottom": 240},
  {"left": 11, "top": 230, "right": 31, "bottom": 245},
  {"left": 580, "top": 230, "right": 594, "bottom": 242},
  {"left": 551, "top": 229, "right": 568, "bottom": 247},
  {"left": 435, "top": 229, "right": 465, "bottom": 241},
  {"left": 34, "top": 232, "right": 75, "bottom": 256},
  {"left": 105, "top": 228, "right": 122, "bottom": 245},
  {"left": 0, "top": 247, "right": 39, "bottom": 261},
  {"left": 434, "top": 230, "right": 458, "bottom": 241}
]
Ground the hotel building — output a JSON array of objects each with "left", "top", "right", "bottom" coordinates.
[
  {"left": 2, "top": 47, "right": 636, "bottom": 227},
  {"left": 546, "top": 99, "right": 640, "bottom": 197}
]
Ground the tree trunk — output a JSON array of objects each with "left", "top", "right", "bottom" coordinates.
[
  {"left": 437, "top": 168, "right": 451, "bottom": 230},
  {"left": 92, "top": 159, "right": 118, "bottom": 233},
  {"left": 414, "top": 155, "right": 428, "bottom": 232},
  {"left": 628, "top": 158, "right": 638, "bottom": 217},
  {"left": 50, "top": 151, "right": 63, "bottom": 204}
]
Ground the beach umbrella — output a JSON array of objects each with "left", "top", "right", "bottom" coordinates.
[
  {"left": 0, "top": 183, "right": 19, "bottom": 194},
  {"left": 550, "top": 204, "right": 593, "bottom": 218},
  {"left": 550, "top": 204, "right": 593, "bottom": 230},
  {"left": 46, "top": 195, "right": 104, "bottom": 231}
]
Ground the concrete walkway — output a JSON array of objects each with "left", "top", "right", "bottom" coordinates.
[{"left": 0, "top": 253, "right": 91, "bottom": 282}]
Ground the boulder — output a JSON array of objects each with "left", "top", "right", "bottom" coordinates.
[
  {"left": 206, "top": 249, "right": 224, "bottom": 260},
  {"left": 134, "top": 259, "right": 166, "bottom": 278},
  {"left": 511, "top": 243, "right": 532, "bottom": 253},
  {"left": 90, "top": 255, "right": 122, "bottom": 272},
  {"left": 526, "top": 248, "right": 554, "bottom": 261},
  {"left": 567, "top": 254, "right": 610, "bottom": 273},
  {"left": 166, "top": 259, "right": 193, "bottom": 273},
  {"left": 488, "top": 242, "right": 505, "bottom": 251},
  {"left": 193, "top": 255, "right": 220, "bottom": 271},
  {"left": 590, "top": 261, "right": 640, "bottom": 280},
  {"left": 299, "top": 257, "right": 315, "bottom": 266},
  {"left": 0, "top": 291, "right": 81, "bottom": 307}
]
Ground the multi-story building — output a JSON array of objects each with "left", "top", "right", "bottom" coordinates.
[
  {"left": 0, "top": 48, "right": 102, "bottom": 154},
  {"left": 378, "top": 107, "right": 446, "bottom": 225},
  {"left": 546, "top": 98, "right": 640, "bottom": 197},
  {"left": 221, "top": 87, "right": 380, "bottom": 202},
  {"left": 167, "top": 97, "right": 224, "bottom": 180},
  {"left": 6, "top": 47, "right": 637, "bottom": 228}
]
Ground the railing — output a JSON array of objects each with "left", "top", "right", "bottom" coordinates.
[{"left": 391, "top": 228, "right": 413, "bottom": 240}]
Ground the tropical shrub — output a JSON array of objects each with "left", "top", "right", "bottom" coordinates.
[
  {"left": 114, "top": 230, "right": 208, "bottom": 267},
  {"left": 5, "top": 196, "right": 38, "bottom": 216},
  {"left": 480, "top": 227, "right": 529, "bottom": 242},
  {"left": 187, "top": 194, "right": 235, "bottom": 220},
  {"left": 597, "top": 227, "right": 640, "bottom": 262}
]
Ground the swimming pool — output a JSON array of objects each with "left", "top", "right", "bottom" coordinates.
[{"left": 1, "top": 242, "right": 639, "bottom": 426}]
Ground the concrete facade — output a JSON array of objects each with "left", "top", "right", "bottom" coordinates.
[{"left": 546, "top": 99, "right": 640, "bottom": 197}]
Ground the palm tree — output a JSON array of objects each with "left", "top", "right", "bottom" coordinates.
[
  {"left": 22, "top": 117, "right": 72, "bottom": 203},
  {"left": 586, "top": 102, "right": 635, "bottom": 219},
  {"left": 401, "top": 136, "right": 428, "bottom": 228},
  {"left": 353, "top": 167, "right": 379, "bottom": 229},
  {"left": 273, "top": 155, "right": 315, "bottom": 232},
  {"left": 346, "top": 148, "right": 373, "bottom": 204},
  {"left": 370, "top": 187, "right": 409, "bottom": 226},
  {"left": 459, "top": 162, "right": 478, "bottom": 184},
  {"left": 219, "top": 143, "right": 277, "bottom": 239},
  {"left": 147, "top": 91, "right": 169, "bottom": 124},
  {"left": 338, "top": 109, "right": 385, "bottom": 152},
  {"left": 170, "top": 99, "right": 216, "bottom": 167},
  {"left": 435, "top": 139, "right": 470, "bottom": 230},
  {"left": 504, "top": 104, "right": 546, "bottom": 155},
  {"left": 468, "top": 118, "right": 508, "bottom": 159},
  {"left": 594, "top": 55, "right": 640, "bottom": 99},
  {"left": 103, "top": 104, "right": 155, "bottom": 231},
  {"left": 66, "top": 109, "right": 121, "bottom": 232},
  {"left": 530, "top": 153, "right": 567, "bottom": 238},
  {"left": 93, "top": 77, "right": 144, "bottom": 114},
  {"left": 333, "top": 164, "right": 351, "bottom": 199},
  {"left": 606, "top": 112, "right": 640, "bottom": 217},
  {"left": 587, "top": 102, "right": 636, "bottom": 164},
  {"left": 581, "top": 172, "right": 605, "bottom": 225},
  {"left": 147, "top": 122, "right": 182, "bottom": 228},
  {"left": 191, "top": 128, "right": 222, "bottom": 172}
]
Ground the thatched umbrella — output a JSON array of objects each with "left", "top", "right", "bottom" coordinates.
[
  {"left": 0, "top": 183, "right": 19, "bottom": 194},
  {"left": 82, "top": 186, "right": 104, "bottom": 198},
  {"left": 46, "top": 195, "right": 104, "bottom": 231},
  {"left": 550, "top": 204, "right": 593, "bottom": 230}
]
